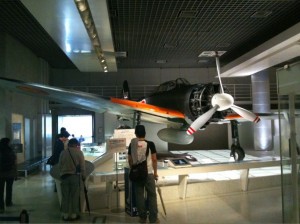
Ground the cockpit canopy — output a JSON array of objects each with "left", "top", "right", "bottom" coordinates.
[{"left": 156, "top": 78, "right": 191, "bottom": 93}]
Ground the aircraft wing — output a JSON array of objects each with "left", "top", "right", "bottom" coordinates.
[{"left": 0, "top": 77, "right": 185, "bottom": 124}]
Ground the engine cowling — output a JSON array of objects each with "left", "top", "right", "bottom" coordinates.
[
  {"left": 186, "top": 83, "right": 229, "bottom": 122},
  {"left": 145, "top": 83, "right": 229, "bottom": 123}
]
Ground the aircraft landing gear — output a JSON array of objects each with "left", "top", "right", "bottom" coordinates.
[
  {"left": 133, "top": 111, "right": 141, "bottom": 127},
  {"left": 230, "top": 120, "right": 245, "bottom": 161}
]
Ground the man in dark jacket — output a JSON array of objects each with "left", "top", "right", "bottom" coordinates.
[
  {"left": 52, "top": 131, "right": 70, "bottom": 165},
  {"left": 0, "top": 138, "right": 17, "bottom": 213}
]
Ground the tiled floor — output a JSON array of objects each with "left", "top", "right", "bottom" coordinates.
[{"left": 0, "top": 150, "right": 283, "bottom": 223}]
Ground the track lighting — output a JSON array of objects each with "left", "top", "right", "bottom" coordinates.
[{"left": 74, "top": 0, "right": 109, "bottom": 72}]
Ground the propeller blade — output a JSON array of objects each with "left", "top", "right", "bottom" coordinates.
[
  {"left": 231, "top": 105, "right": 260, "bottom": 123},
  {"left": 186, "top": 105, "right": 219, "bottom": 135},
  {"left": 215, "top": 53, "right": 224, "bottom": 94}
]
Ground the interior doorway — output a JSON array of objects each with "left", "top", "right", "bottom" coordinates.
[{"left": 57, "top": 115, "right": 93, "bottom": 143}]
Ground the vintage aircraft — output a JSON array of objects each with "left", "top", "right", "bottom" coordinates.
[{"left": 0, "top": 54, "right": 260, "bottom": 161}]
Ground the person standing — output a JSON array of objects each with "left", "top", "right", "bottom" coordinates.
[
  {"left": 59, "top": 138, "right": 85, "bottom": 221},
  {"left": 0, "top": 138, "right": 17, "bottom": 213},
  {"left": 52, "top": 131, "right": 70, "bottom": 165},
  {"left": 78, "top": 135, "right": 85, "bottom": 144},
  {"left": 128, "top": 125, "right": 159, "bottom": 223},
  {"left": 56, "top": 128, "right": 69, "bottom": 150}
]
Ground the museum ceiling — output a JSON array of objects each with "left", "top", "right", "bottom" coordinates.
[{"left": 0, "top": 0, "right": 300, "bottom": 74}]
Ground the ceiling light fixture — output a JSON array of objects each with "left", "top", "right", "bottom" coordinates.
[
  {"left": 251, "top": 11, "right": 272, "bottom": 19},
  {"left": 198, "top": 51, "right": 226, "bottom": 57},
  {"left": 156, "top": 59, "right": 167, "bottom": 64},
  {"left": 74, "top": 0, "right": 108, "bottom": 72}
]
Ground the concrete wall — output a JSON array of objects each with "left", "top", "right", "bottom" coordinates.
[{"left": 0, "top": 33, "right": 49, "bottom": 162}]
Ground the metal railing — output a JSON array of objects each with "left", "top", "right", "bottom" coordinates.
[{"left": 59, "top": 83, "right": 279, "bottom": 104}]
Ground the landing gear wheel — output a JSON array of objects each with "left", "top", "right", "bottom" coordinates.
[{"left": 230, "top": 145, "right": 245, "bottom": 161}]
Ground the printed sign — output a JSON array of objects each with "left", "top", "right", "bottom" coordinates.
[
  {"left": 107, "top": 138, "right": 126, "bottom": 153},
  {"left": 113, "top": 129, "right": 136, "bottom": 147}
]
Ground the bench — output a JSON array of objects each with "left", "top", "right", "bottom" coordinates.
[{"left": 17, "top": 156, "right": 49, "bottom": 177}]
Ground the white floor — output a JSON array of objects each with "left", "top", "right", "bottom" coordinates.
[
  {"left": 0, "top": 149, "right": 284, "bottom": 223},
  {"left": 0, "top": 171, "right": 283, "bottom": 223}
]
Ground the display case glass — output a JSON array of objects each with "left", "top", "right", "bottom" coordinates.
[{"left": 277, "top": 61, "right": 300, "bottom": 223}]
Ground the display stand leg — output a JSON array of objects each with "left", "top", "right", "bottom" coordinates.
[{"left": 111, "top": 152, "right": 124, "bottom": 213}]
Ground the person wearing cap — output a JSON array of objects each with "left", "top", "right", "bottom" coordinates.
[
  {"left": 59, "top": 138, "right": 85, "bottom": 221},
  {"left": 52, "top": 131, "right": 70, "bottom": 166},
  {"left": 128, "top": 125, "right": 159, "bottom": 223},
  {"left": 55, "top": 128, "right": 69, "bottom": 150}
]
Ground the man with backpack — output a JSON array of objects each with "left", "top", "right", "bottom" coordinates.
[{"left": 128, "top": 125, "right": 160, "bottom": 223}]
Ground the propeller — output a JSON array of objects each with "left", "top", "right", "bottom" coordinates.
[{"left": 186, "top": 52, "right": 260, "bottom": 135}]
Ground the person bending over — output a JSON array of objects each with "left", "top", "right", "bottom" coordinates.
[{"left": 59, "top": 138, "right": 85, "bottom": 221}]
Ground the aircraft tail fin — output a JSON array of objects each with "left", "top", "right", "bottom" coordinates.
[{"left": 122, "top": 80, "right": 131, "bottom": 100}]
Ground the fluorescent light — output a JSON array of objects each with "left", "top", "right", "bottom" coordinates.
[
  {"left": 74, "top": 0, "right": 109, "bottom": 72},
  {"left": 78, "top": 2, "right": 87, "bottom": 12},
  {"left": 65, "top": 43, "right": 71, "bottom": 53}
]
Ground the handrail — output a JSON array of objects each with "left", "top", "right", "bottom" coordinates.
[{"left": 58, "top": 83, "right": 280, "bottom": 103}]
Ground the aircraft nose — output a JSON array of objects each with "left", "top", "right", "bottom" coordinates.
[{"left": 212, "top": 93, "right": 234, "bottom": 111}]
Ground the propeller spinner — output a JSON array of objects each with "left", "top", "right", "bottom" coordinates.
[{"left": 187, "top": 52, "right": 260, "bottom": 135}]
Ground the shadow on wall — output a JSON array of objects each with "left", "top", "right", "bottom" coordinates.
[{"left": 169, "top": 124, "right": 229, "bottom": 150}]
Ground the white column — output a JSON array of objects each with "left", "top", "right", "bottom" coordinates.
[{"left": 251, "top": 70, "right": 272, "bottom": 151}]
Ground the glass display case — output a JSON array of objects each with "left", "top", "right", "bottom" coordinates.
[
  {"left": 81, "top": 143, "right": 106, "bottom": 162},
  {"left": 277, "top": 61, "right": 300, "bottom": 223}
]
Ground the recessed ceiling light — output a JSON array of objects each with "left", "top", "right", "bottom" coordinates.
[
  {"left": 178, "top": 10, "right": 198, "bottom": 18},
  {"left": 81, "top": 50, "right": 91, "bottom": 53},
  {"left": 216, "top": 42, "right": 231, "bottom": 48},
  {"left": 164, "top": 42, "right": 178, "bottom": 49},
  {"left": 115, "top": 51, "right": 127, "bottom": 58},
  {"left": 251, "top": 11, "right": 272, "bottom": 18},
  {"left": 198, "top": 51, "right": 226, "bottom": 57},
  {"left": 198, "top": 59, "right": 209, "bottom": 63},
  {"left": 156, "top": 59, "right": 167, "bottom": 64}
]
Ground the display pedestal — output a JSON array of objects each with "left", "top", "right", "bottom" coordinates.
[{"left": 111, "top": 153, "right": 124, "bottom": 213}]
